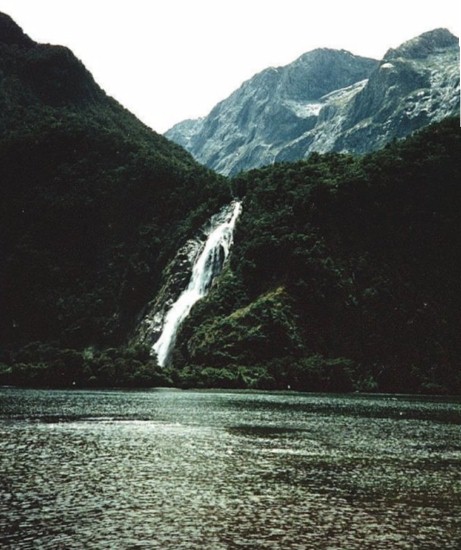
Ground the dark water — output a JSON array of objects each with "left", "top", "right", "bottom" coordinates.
[{"left": 1, "top": 389, "right": 460, "bottom": 549}]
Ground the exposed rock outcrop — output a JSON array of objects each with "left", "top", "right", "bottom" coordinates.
[{"left": 166, "top": 29, "right": 460, "bottom": 175}]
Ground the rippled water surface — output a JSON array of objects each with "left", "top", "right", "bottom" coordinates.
[{"left": 1, "top": 389, "right": 461, "bottom": 549}]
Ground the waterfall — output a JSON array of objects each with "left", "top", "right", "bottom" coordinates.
[{"left": 153, "top": 201, "right": 242, "bottom": 366}]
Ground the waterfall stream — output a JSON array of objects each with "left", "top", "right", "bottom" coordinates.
[{"left": 153, "top": 201, "right": 242, "bottom": 366}]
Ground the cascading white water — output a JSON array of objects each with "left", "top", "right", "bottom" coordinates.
[{"left": 153, "top": 201, "right": 242, "bottom": 366}]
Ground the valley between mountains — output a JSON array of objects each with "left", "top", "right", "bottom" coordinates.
[{"left": 0, "top": 12, "right": 460, "bottom": 393}]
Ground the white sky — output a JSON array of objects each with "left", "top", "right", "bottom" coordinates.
[{"left": 0, "top": 0, "right": 459, "bottom": 132}]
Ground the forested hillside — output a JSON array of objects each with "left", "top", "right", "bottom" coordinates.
[
  {"left": 172, "top": 118, "right": 461, "bottom": 394},
  {"left": 0, "top": 13, "right": 229, "bottom": 386}
]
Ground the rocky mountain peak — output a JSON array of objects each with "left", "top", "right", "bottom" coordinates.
[
  {"left": 166, "top": 29, "right": 459, "bottom": 176},
  {"left": 282, "top": 47, "right": 377, "bottom": 101},
  {"left": 0, "top": 12, "right": 34, "bottom": 48},
  {"left": 384, "top": 28, "right": 458, "bottom": 60}
]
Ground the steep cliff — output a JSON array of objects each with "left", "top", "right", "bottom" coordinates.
[{"left": 166, "top": 29, "right": 460, "bottom": 175}]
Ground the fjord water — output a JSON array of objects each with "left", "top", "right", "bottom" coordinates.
[
  {"left": 1, "top": 389, "right": 460, "bottom": 549},
  {"left": 153, "top": 201, "right": 241, "bottom": 366}
]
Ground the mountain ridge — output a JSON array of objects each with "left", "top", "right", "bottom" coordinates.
[
  {"left": 0, "top": 12, "right": 34, "bottom": 47},
  {"left": 166, "top": 28, "right": 460, "bottom": 175}
]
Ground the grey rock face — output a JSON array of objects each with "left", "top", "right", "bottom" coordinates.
[
  {"left": 134, "top": 236, "right": 204, "bottom": 349},
  {"left": 134, "top": 205, "right": 236, "bottom": 350},
  {"left": 166, "top": 29, "right": 460, "bottom": 175},
  {"left": 166, "top": 49, "right": 377, "bottom": 175}
]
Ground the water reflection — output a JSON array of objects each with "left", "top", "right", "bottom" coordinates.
[{"left": 1, "top": 389, "right": 460, "bottom": 549}]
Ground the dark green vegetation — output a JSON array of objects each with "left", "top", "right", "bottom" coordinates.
[
  {"left": 0, "top": 343, "right": 169, "bottom": 388},
  {"left": 171, "top": 118, "right": 461, "bottom": 394},
  {"left": 0, "top": 13, "right": 229, "bottom": 386},
  {"left": 1, "top": 14, "right": 460, "bottom": 393}
]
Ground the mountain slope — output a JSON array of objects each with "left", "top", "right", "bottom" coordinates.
[
  {"left": 0, "top": 13, "right": 230, "bottom": 365},
  {"left": 171, "top": 117, "right": 461, "bottom": 394},
  {"left": 166, "top": 48, "right": 378, "bottom": 175},
  {"left": 166, "top": 29, "right": 460, "bottom": 175}
]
